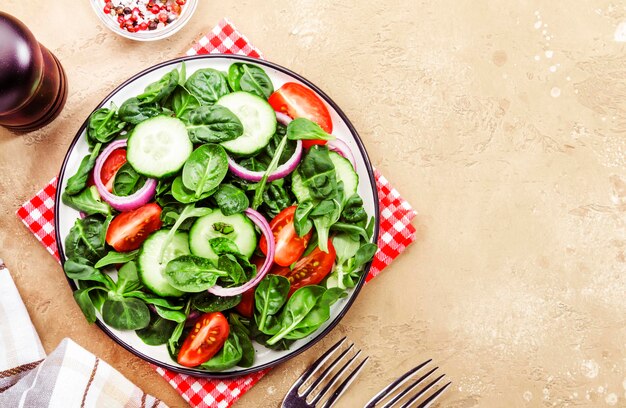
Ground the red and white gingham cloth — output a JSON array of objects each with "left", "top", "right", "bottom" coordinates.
[{"left": 16, "top": 18, "right": 416, "bottom": 408}]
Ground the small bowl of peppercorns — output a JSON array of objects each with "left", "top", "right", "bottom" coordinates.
[{"left": 90, "top": 0, "right": 197, "bottom": 41}]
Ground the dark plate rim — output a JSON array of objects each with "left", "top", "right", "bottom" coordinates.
[{"left": 54, "top": 54, "right": 380, "bottom": 379}]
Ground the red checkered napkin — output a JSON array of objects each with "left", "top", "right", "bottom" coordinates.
[{"left": 16, "top": 18, "right": 416, "bottom": 408}]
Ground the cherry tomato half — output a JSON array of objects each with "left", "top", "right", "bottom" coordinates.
[
  {"left": 268, "top": 82, "right": 333, "bottom": 148},
  {"left": 105, "top": 203, "right": 162, "bottom": 252},
  {"left": 271, "top": 239, "right": 336, "bottom": 296},
  {"left": 100, "top": 148, "right": 127, "bottom": 192},
  {"left": 259, "top": 206, "right": 312, "bottom": 267},
  {"left": 177, "top": 312, "right": 229, "bottom": 367}
]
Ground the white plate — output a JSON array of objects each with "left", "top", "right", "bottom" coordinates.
[{"left": 55, "top": 55, "right": 379, "bottom": 378}]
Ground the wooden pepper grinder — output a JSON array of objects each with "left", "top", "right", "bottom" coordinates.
[{"left": 0, "top": 11, "right": 67, "bottom": 132}]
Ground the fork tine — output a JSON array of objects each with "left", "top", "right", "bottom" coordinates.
[
  {"left": 398, "top": 373, "right": 446, "bottom": 408},
  {"left": 309, "top": 349, "right": 363, "bottom": 406},
  {"left": 364, "top": 360, "right": 432, "bottom": 408},
  {"left": 284, "top": 337, "right": 347, "bottom": 399},
  {"left": 320, "top": 356, "right": 369, "bottom": 408},
  {"left": 381, "top": 366, "right": 439, "bottom": 408},
  {"left": 301, "top": 343, "right": 355, "bottom": 398},
  {"left": 416, "top": 381, "right": 452, "bottom": 408}
]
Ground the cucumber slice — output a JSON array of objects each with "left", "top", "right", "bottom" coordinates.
[
  {"left": 127, "top": 116, "right": 192, "bottom": 178},
  {"left": 329, "top": 151, "right": 358, "bottom": 201},
  {"left": 217, "top": 92, "right": 277, "bottom": 156},
  {"left": 138, "top": 230, "right": 190, "bottom": 297},
  {"left": 189, "top": 209, "right": 257, "bottom": 261}
]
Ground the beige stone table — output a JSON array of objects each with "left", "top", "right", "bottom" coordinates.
[{"left": 2, "top": 1, "right": 626, "bottom": 407}]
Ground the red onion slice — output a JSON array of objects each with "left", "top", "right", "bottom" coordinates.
[
  {"left": 93, "top": 139, "right": 157, "bottom": 212},
  {"left": 207, "top": 208, "right": 275, "bottom": 297},
  {"left": 275, "top": 111, "right": 293, "bottom": 126},
  {"left": 227, "top": 139, "right": 302, "bottom": 182},
  {"left": 327, "top": 138, "right": 356, "bottom": 168}
]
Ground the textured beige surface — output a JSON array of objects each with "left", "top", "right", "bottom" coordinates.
[{"left": 1, "top": 1, "right": 626, "bottom": 407}]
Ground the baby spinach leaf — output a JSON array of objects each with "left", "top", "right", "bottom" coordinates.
[
  {"left": 154, "top": 305, "right": 187, "bottom": 323},
  {"left": 229, "top": 315, "right": 255, "bottom": 367},
  {"left": 118, "top": 97, "right": 161, "bottom": 124},
  {"left": 192, "top": 292, "right": 242, "bottom": 313},
  {"left": 182, "top": 144, "right": 229, "bottom": 198},
  {"left": 255, "top": 274, "right": 290, "bottom": 334},
  {"left": 252, "top": 134, "right": 288, "bottom": 210},
  {"left": 214, "top": 184, "right": 249, "bottom": 216},
  {"left": 164, "top": 255, "right": 227, "bottom": 292},
  {"left": 64, "top": 259, "right": 115, "bottom": 289},
  {"left": 285, "top": 288, "right": 346, "bottom": 339},
  {"left": 87, "top": 105, "right": 125, "bottom": 145},
  {"left": 216, "top": 254, "right": 247, "bottom": 286},
  {"left": 114, "top": 261, "right": 142, "bottom": 295},
  {"left": 62, "top": 186, "right": 110, "bottom": 216},
  {"left": 354, "top": 243, "right": 378, "bottom": 269},
  {"left": 185, "top": 105, "right": 243, "bottom": 144},
  {"left": 113, "top": 163, "right": 146, "bottom": 197},
  {"left": 171, "top": 176, "right": 215, "bottom": 204},
  {"left": 64, "top": 215, "right": 107, "bottom": 264},
  {"left": 168, "top": 300, "right": 190, "bottom": 355},
  {"left": 94, "top": 250, "right": 138, "bottom": 269},
  {"left": 311, "top": 197, "right": 342, "bottom": 253},
  {"left": 341, "top": 194, "right": 367, "bottom": 223},
  {"left": 73, "top": 287, "right": 104, "bottom": 324},
  {"left": 329, "top": 222, "right": 369, "bottom": 241},
  {"left": 65, "top": 143, "right": 102, "bottom": 195},
  {"left": 200, "top": 330, "right": 243, "bottom": 371},
  {"left": 170, "top": 86, "right": 200, "bottom": 118},
  {"left": 158, "top": 204, "right": 211, "bottom": 263},
  {"left": 286, "top": 118, "right": 334, "bottom": 141},
  {"left": 297, "top": 145, "right": 337, "bottom": 200},
  {"left": 228, "top": 63, "right": 274, "bottom": 99},
  {"left": 124, "top": 291, "right": 184, "bottom": 310},
  {"left": 294, "top": 201, "right": 314, "bottom": 237},
  {"left": 266, "top": 285, "right": 326, "bottom": 345},
  {"left": 136, "top": 314, "right": 177, "bottom": 346},
  {"left": 332, "top": 233, "right": 360, "bottom": 265},
  {"left": 186, "top": 68, "right": 230, "bottom": 105},
  {"left": 262, "top": 181, "right": 290, "bottom": 219},
  {"left": 102, "top": 297, "right": 150, "bottom": 330},
  {"left": 137, "top": 67, "right": 179, "bottom": 104}
]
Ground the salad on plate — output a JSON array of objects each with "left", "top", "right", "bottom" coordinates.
[{"left": 61, "top": 61, "right": 377, "bottom": 371}]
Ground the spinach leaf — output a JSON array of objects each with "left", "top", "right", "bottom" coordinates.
[
  {"left": 185, "top": 68, "right": 230, "bottom": 105},
  {"left": 113, "top": 162, "right": 146, "bottom": 196},
  {"left": 185, "top": 105, "right": 243, "bottom": 144},
  {"left": 170, "top": 86, "right": 200, "bottom": 118},
  {"left": 192, "top": 292, "right": 242, "bottom": 313},
  {"left": 137, "top": 67, "right": 179, "bottom": 104},
  {"left": 200, "top": 331, "right": 243, "bottom": 371},
  {"left": 311, "top": 196, "right": 342, "bottom": 253},
  {"left": 266, "top": 285, "right": 326, "bottom": 345},
  {"left": 62, "top": 186, "right": 110, "bottom": 216},
  {"left": 355, "top": 243, "right": 378, "bottom": 269},
  {"left": 214, "top": 184, "right": 249, "bottom": 216},
  {"left": 87, "top": 105, "right": 125, "bottom": 145},
  {"left": 209, "top": 240, "right": 257, "bottom": 281},
  {"left": 154, "top": 305, "right": 187, "bottom": 323},
  {"left": 118, "top": 97, "right": 161, "bottom": 124},
  {"left": 297, "top": 145, "right": 337, "bottom": 200},
  {"left": 229, "top": 314, "right": 255, "bottom": 367},
  {"left": 341, "top": 194, "right": 367, "bottom": 223},
  {"left": 262, "top": 181, "right": 290, "bottom": 219},
  {"left": 286, "top": 118, "right": 334, "bottom": 141},
  {"left": 164, "top": 255, "right": 227, "bottom": 292},
  {"left": 209, "top": 237, "right": 239, "bottom": 254},
  {"left": 254, "top": 274, "right": 290, "bottom": 334},
  {"left": 77, "top": 280, "right": 107, "bottom": 311},
  {"left": 327, "top": 237, "right": 377, "bottom": 290},
  {"left": 64, "top": 215, "right": 107, "bottom": 264},
  {"left": 64, "top": 259, "right": 115, "bottom": 289},
  {"left": 171, "top": 176, "right": 215, "bottom": 203},
  {"left": 333, "top": 233, "right": 360, "bottom": 265},
  {"left": 94, "top": 250, "right": 138, "bottom": 268},
  {"left": 158, "top": 204, "right": 211, "bottom": 263},
  {"left": 227, "top": 63, "right": 274, "bottom": 99},
  {"left": 294, "top": 201, "right": 314, "bottom": 237},
  {"left": 102, "top": 297, "right": 150, "bottom": 330},
  {"left": 182, "top": 144, "right": 229, "bottom": 198},
  {"left": 65, "top": 143, "right": 102, "bottom": 195},
  {"left": 115, "top": 261, "right": 142, "bottom": 295},
  {"left": 168, "top": 300, "right": 191, "bottom": 355},
  {"left": 73, "top": 287, "right": 105, "bottom": 324},
  {"left": 216, "top": 254, "right": 247, "bottom": 286},
  {"left": 285, "top": 288, "right": 346, "bottom": 339},
  {"left": 136, "top": 314, "right": 177, "bottom": 346},
  {"left": 124, "top": 291, "right": 184, "bottom": 310},
  {"left": 252, "top": 134, "right": 288, "bottom": 209},
  {"left": 329, "top": 221, "right": 369, "bottom": 241}
]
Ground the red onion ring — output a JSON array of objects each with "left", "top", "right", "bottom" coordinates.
[
  {"left": 227, "top": 139, "right": 302, "bottom": 182},
  {"left": 275, "top": 111, "right": 293, "bottom": 126},
  {"left": 207, "top": 208, "right": 275, "bottom": 297},
  {"left": 327, "top": 138, "right": 356, "bottom": 168},
  {"left": 93, "top": 139, "right": 157, "bottom": 212}
]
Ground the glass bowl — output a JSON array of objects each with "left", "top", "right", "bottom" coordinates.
[{"left": 89, "top": 0, "right": 198, "bottom": 41}]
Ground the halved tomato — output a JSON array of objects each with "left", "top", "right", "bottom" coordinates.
[
  {"left": 105, "top": 203, "right": 162, "bottom": 252},
  {"left": 259, "top": 206, "right": 312, "bottom": 267},
  {"left": 271, "top": 239, "right": 336, "bottom": 296},
  {"left": 177, "top": 312, "right": 229, "bottom": 367},
  {"left": 100, "top": 148, "right": 127, "bottom": 192},
  {"left": 268, "top": 82, "right": 333, "bottom": 148}
]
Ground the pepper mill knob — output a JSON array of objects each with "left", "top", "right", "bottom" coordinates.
[{"left": 0, "top": 11, "right": 67, "bottom": 132}]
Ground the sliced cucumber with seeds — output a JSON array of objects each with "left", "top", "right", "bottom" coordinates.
[
  {"left": 138, "top": 230, "right": 190, "bottom": 297},
  {"left": 127, "top": 116, "right": 192, "bottom": 178},
  {"left": 329, "top": 151, "right": 358, "bottom": 202},
  {"left": 217, "top": 92, "right": 277, "bottom": 156},
  {"left": 189, "top": 209, "right": 257, "bottom": 261}
]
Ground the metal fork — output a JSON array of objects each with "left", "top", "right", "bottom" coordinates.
[
  {"left": 364, "top": 359, "right": 451, "bottom": 408},
  {"left": 282, "top": 337, "right": 369, "bottom": 408}
]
